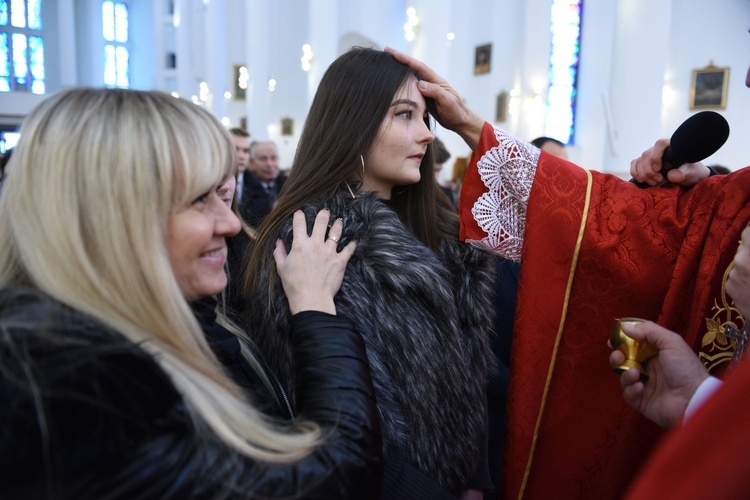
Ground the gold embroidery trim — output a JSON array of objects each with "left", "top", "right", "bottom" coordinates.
[
  {"left": 700, "top": 237, "right": 745, "bottom": 371},
  {"left": 518, "top": 169, "right": 593, "bottom": 499}
]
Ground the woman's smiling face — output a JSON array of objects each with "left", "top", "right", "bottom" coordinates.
[{"left": 166, "top": 183, "right": 241, "bottom": 301}]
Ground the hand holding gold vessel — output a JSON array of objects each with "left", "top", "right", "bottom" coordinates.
[{"left": 610, "top": 318, "right": 659, "bottom": 380}]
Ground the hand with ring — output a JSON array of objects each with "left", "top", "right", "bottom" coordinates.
[{"left": 274, "top": 210, "right": 356, "bottom": 315}]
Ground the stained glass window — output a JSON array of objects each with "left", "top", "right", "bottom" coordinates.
[
  {"left": 0, "top": 33, "right": 9, "bottom": 91},
  {"left": 103, "top": 1, "right": 129, "bottom": 88},
  {"left": 10, "top": 0, "right": 23, "bottom": 27},
  {"left": 545, "top": 0, "right": 582, "bottom": 145},
  {"left": 0, "top": 0, "right": 44, "bottom": 93},
  {"left": 11, "top": 33, "right": 26, "bottom": 85},
  {"left": 114, "top": 2, "right": 127, "bottom": 42},
  {"left": 28, "top": 33, "right": 42, "bottom": 93},
  {"left": 27, "top": 0, "right": 39, "bottom": 29},
  {"left": 102, "top": 1, "right": 114, "bottom": 40}
]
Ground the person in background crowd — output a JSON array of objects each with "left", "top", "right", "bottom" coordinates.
[
  {"left": 239, "top": 140, "right": 287, "bottom": 228},
  {"left": 433, "top": 137, "right": 457, "bottom": 206},
  {"left": 530, "top": 136, "right": 568, "bottom": 160},
  {"left": 230, "top": 127, "right": 251, "bottom": 205}
]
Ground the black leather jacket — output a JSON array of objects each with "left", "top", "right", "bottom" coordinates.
[{"left": 0, "top": 287, "right": 382, "bottom": 499}]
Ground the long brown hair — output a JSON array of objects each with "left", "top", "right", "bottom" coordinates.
[{"left": 246, "top": 48, "right": 458, "bottom": 306}]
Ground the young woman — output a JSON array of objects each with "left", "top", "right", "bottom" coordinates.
[
  {"left": 0, "top": 88, "right": 382, "bottom": 498},
  {"left": 246, "top": 48, "right": 497, "bottom": 498}
]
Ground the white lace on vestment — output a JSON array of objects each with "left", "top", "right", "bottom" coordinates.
[{"left": 466, "top": 126, "right": 539, "bottom": 262}]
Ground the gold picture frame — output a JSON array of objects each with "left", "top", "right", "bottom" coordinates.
[
  {"left": 495, "top": 91, "right": 508, "bottom": 122},
  {"left": 233, "top": 64, "right": 248, "bottom": 101},
  {"left": 474, "top": 44, "right": 491, "bottom": 75},
  {"left": 281, "top": 117, "right": 294, "bottom": 136},
  {"left": 689, "top": 64, "right": 729, "bottom": 110}
]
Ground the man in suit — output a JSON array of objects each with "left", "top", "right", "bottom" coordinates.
[
  {"left": 238, "top": 140, "right": 286, "bottom": 228},
  {"left": 229, "top": 128, "right": 251, "bottom": 205}
]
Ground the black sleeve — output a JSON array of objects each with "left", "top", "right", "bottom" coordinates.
[
  {"left": 486, "top": 257, "right": 518, "bottom": 494},
  {"left": 0, "top": 308, "right": 381, "bottom": 499},
  {"left": 0, "top": 334, "right": 195, "bottom": 500},
  {"left": 239, "top": 310, "right": 383, "bottom": 498},
  {"left": 156, "top": 310, "right": 384, "bottom": 499}
]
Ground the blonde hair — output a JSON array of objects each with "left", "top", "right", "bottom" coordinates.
[{"left": 0, "top": 88, "right": 319, "bottom": 461}]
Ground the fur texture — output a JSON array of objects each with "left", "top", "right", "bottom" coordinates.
[{"left": 252, "top": 191, "right": 496, "bottom": 495}]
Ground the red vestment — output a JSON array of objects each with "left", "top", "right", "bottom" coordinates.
[{"left": 460, "top": 122, "right": 750, "bottom": 499}]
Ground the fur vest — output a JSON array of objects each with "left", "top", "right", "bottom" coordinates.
[{"left": 252, "top": 191, "right": 496, "bottom": 495}]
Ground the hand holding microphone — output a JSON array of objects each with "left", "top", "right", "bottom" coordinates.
[{"left": 630, "top": 111, "right": 730, "bottom": 188}]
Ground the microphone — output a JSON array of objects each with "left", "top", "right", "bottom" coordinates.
[{"left": 632, "top": 111, "right": 730, "bottom": 188}]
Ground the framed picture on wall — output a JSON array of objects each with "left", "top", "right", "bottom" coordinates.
[
  {"left": 281, "top": 117, "right": 294, "bottom": 136},
  {"left": 474, "top": 44, "right": 492, "bottom": 75},
  {"left": 233, "top": 64, "right": 248, "bottom": 101},
  {"left": 495, "top": 91, "right": 508, "bottom": 122},
  {"left": 690, "top": 64, "right": 730, "bottom": 110}
]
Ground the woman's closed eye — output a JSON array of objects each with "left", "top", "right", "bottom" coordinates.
[{"left": 192, "top": 190, "right": 211, "bottom": 205}]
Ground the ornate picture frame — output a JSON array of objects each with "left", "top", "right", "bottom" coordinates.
[
  {"left": 690, "top": 64, "right": 730, "bottom": 110},
  {"left": 281, "top": 117, "right": 294, "bottom": 136},
  {"left": 474, "top": 44, "right": 491, "bottom": 75},
  {"left": 495, "top": 91, "right": 508, "bottom": 122}
]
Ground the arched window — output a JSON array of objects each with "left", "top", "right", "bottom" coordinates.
[
  {"left": 545, "top": 0, "right": 582, "bottom": 145},
  {"left": 103, "top": 0, "right": 129, "bottom": 88},
  {"left": 0, "top": 0, "right": 45, "bottom": 94}
]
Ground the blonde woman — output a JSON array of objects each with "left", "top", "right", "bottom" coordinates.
[{"left": 0, "top": 88, "right": 381, "bottom": 498}]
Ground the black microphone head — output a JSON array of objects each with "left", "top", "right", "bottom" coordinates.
[{"left": 668, "top": 111, "right": 730, "bottom": 165}]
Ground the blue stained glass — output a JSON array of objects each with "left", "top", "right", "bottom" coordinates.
[
  {"left": 28, "top": 0, "right": 41, "bottom": 29},
  {"left": 29, "top": 35, "right": 43, "bottom": 78},
  {"left": 11, "top": 33, "right": 26, "bottom": 80},
  {"left": 114, "top": 2, "right": 128, "bottom": 42},
  {"left": 0, "top": 33, "right": 8, "bottom": 78},
  {"left": 10, "top": 0, "right": 24, "bottom": 27},
  {"left": 115, "top": 45, "right": 128, "bottom": 87},
  {"left": 103, "top": 1, "right": 114, "bottom": 41},
  {"left": 30, "top": 78, "right": 43, "bottom": 93},
  {"left": 545, "top": 0, "right": 583, "bottom": 145},
  {"left": 0, "top": 0, "right": 8, "bottom": 26},
  {"left": 0, "top": 78, "right": 9, "bottom": 91},
  {"left": 104, "top": 44, "right": 116, "bottom": 86}
]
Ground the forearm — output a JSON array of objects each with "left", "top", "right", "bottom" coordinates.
[{"left": 455, "top": 111, "right": 486, "bottom": 152}]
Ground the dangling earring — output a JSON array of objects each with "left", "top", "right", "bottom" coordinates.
[
  {"left": 345, "top": 181, "right": 356, "bottom": 199},
  {"left": 360, "top": 154, "right": 365, "bottom": 173}
]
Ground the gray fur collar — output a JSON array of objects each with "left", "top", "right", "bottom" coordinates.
[{"left": 252, "top": 191, "right": 496, "bottom": 494}]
